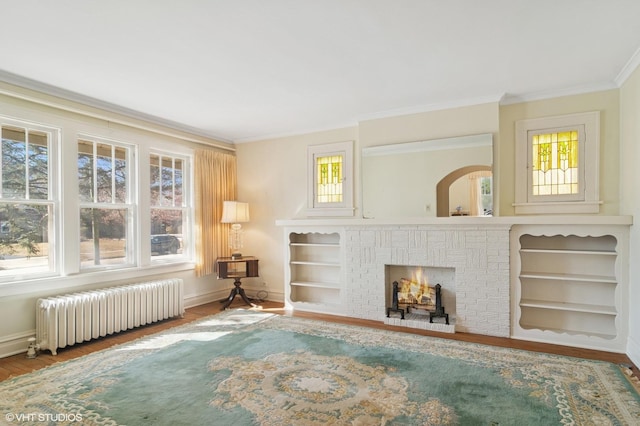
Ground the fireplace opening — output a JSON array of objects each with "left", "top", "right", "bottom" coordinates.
[{"left": 384, "top": 265, "right": 456, "bottom": 332}]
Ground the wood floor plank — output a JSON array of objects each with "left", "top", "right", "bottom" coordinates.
[{"left": 0, "top": 300, "right": 637, "bottom": 382}]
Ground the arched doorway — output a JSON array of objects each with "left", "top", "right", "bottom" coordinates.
[{"left": 436, "top": 165, "right": 492, "bottom": 217}]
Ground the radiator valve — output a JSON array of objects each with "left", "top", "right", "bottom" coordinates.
[{"left": 26, "top": 337, "right": 40, "bottom": 359}]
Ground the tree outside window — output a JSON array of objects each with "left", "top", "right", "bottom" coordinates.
[
  {"left": 0, "top": 123, "right": 56, "bottom": 279},
  {"left": 150, "top": 153, "right": 188, "bottom": 259},
  {"left": 78, "top": 139, "right": 134, "bottom": 268}
]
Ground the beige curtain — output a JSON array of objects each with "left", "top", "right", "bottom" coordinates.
[{"left": 194, "top": 149, "right": 237, "bottom": 277}]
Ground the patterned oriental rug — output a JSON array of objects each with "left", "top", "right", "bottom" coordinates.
[{"left": 1, "top": 310, "right": 639, "bottom": 425}]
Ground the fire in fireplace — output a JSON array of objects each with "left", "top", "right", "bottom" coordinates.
[
  {"left": 385, "top": 265, "right": 455, "bottom": 328},
  {"left": 387, "top": 280, "right": 449, "bottom": 324}
]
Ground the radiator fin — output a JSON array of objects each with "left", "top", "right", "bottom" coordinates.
[{"left": 36, "top": 279, "right": 184, "bottom": 355}]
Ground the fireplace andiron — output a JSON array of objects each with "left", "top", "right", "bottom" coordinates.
[
  {"left": 429, "top": 283, "right": 449, "bottom": 325},
  {"left": 387, "top": 281, "right": 449, "bottom": 325},
  {"left": 386, "top": 281, "right": 405, "bottom": 319}
]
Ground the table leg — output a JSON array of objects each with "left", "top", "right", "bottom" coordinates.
[{"left": 221, "top": 278, "right": 256, "bottom": 310}]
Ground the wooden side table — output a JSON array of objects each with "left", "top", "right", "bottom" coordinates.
[{"left": 216, "top": 256, "right": 259, "bottom": 310}]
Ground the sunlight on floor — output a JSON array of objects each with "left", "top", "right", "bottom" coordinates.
[
  {"left": 195, "top": 310, "right": 276, "bottom": 327},
  {"left": 116, "top": 309, "right": 278, "bottom": 351},
  {"left": 117, "top": 331, "right": 231, "bottom": 351}
]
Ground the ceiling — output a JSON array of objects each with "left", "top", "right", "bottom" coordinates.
[{"left": 1, "top": 1, "right": 639, "bottom": 143}]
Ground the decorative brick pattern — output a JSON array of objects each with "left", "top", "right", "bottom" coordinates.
[{"left": 344, "top": 225, "right": 511, "bottom": 337}]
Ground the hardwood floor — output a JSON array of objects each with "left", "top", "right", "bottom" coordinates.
[{"left": 1, "top": 300, "right": 638, "bottom": 382}]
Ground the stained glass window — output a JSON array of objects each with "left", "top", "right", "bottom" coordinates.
[
  {"left": 316, "top": 154, "right": 343, "bottom": 203},
  {"left": 531, "top": 130, "right": 579, "bottom": 196},
  {"left": 307, "top": 140, "right": 353, "bottom": 216}
]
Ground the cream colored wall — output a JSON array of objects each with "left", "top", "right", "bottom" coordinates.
[
  {"left": 0, "top": 86, "right": 233, "bottom": 356},
  {"left": 235, "top": 127, "right": 358, "bottom": 300},
  {"left": 620, "top": 65, "right": 640, "bottom": 366},
  {"left": 235, "top": 104, "right": 499, "bottom": 299},
  {"left": 358, "top": 103, "right": 499, "bottom": 148},
  {"left": 449, "top": 177, "right": 472, "bottom": 213},
  {"left": 498, "top": 90, "right": 620, "bottom": 216}
]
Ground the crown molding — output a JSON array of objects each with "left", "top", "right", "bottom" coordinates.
[
  {"left": 615, "top": 46, "right": 640, "bottom": 87},
  {"left": 355, "top": 94, "right": 504, "bottom": 123},
  {"left": 499, "top": 82, "right": 618, "bottom": 106},
  {"left": 0, "top": 69, "right": 235, "bottom": 150},
  {"left": 233, "top": 121, "right": 358, "bottom": 144}
]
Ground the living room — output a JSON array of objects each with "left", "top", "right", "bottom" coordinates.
[{"left": 0, "top": 1, "right": 638, "bottom": 377}]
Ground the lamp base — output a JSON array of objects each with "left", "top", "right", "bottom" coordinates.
[{"left": 231, "top": 252, "right": 243, "bottom": 260}]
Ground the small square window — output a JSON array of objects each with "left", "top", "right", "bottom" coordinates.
[
  {"left": 514, "top": 112, "right": 600, "bottom": 214},
  {"left": 307, "top": 141, "right": 354, "bottom": 217}
]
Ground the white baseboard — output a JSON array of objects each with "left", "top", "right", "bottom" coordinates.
[
  {"left": 184, "top": 289, "right": 229, "bottom": 309},
  {"left": 0, "top": 330, "right": 34, "bottom": 358},
  {"left": 185, "top": 288, "right": 284, "bottom": 310},
  {"left": 627, "top": 335, "right": 640, "bottom": 368},
  {"left": 241, "top": 287, "right": 284, "bottom": 303}
]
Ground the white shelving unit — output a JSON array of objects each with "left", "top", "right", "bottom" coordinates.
[
  {"left": 511, "top": 225, "right": 629, "bottom": 352},
  {"left": 284, "top": 228, "right": 345, "bottom": 315}
]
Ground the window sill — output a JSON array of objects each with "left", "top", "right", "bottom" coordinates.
[
  {"left": 513, "top": 201, "right": 602, "bottom": 215},
  {"left": 0, "top": 261, "right": 195, "bottom": 298},
  {"left": 306, "top": 207, "right": 355, "bottom": 217}
]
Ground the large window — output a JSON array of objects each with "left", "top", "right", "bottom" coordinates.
[
  {"left": 78, "top": 138, "right": 135, "bottom": 269},
  {"left": 0, "top": 120, "right": 57, "bottom": 280},
  {"left": 150, "top": 152, "right": 190, "bottom": 261},
  {"left": 515, "top": 112, "right": 600, "bottom": 214}
]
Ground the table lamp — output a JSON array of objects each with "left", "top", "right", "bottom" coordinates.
[{"left": 220, "top": 201, "right": 250, "bottom": 259}]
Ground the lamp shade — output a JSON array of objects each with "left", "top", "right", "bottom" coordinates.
[{"left": 220, "top": 201, "right": 250, "bottom": 223}]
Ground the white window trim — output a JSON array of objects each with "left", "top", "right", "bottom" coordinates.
[
  {"left": 77, "top": 134, "right": 138, "bottom": 271},
  {"left": 149, "top": 149, "right": 193, "bottom": 264},
  {"left": 514, "top": 111, "right": 601, "bottom": 214},
  {"left": 307, "top": 140, "right": 354, "bottom": 217},
  {"left": 0, "top": 116, "right": 60, "bottom": 282}
]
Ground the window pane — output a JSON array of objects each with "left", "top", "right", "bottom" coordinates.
[
  {"left": 96, "top": 143, "right": 113, "bottom": 203},
  {"left": 80, "top": 207, "right": 128, "bottom": 267},
  {"left": 78, "top": 140, "right": 94, "bottom": 202},
  {"left": 150, "top": 208, "right": 183, "bottom": 257},
  {"left": 2, "top": 127, "right": 27, "bottom": 199},
  {"left": 150, "top": 152, "right": 188, "bottom": 261},
  {"left": 0, "top": 202, "right": 51, "bottom": 277},
  {"left": 150, "top": 154, "right": 160, "bottom": 205},
  {"left": 174, "top": 159, "right": 183, "bottom": 206},
  {"left": 28, "top": 131, "right": 49, "bottom": 200},
  {"left": 161, "top": 157, "right": 174, "bottom": 206},
  {"left": 79, "top": 141, "right": 129, "bottom": 204},
  {"left": 114, "top": 146, "right": 127, "bottom": 203},
  {"left": 316, "top": 154, "right": 343, "bottom": 203},
  {"left": 532, "top": 130, "right": 579, "bottom": 196}
]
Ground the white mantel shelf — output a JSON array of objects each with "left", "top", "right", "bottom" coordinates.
[{"left": 276, "top": 215, "right": 632, "bottom": 227}]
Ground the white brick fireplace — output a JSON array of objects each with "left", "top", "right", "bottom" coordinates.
[
  {"left": 343, "top": 224, "right": 511, "bottom": 337},
  {"left": 279, "top": 216, "right": 630, "bottom": 351}
]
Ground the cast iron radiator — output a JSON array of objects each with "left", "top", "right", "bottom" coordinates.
[{"left": 36, "top": 278, "right": 184, "bottom": 355}]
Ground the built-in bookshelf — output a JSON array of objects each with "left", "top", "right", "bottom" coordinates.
[
  {"left": 284, "top": 229, "right": 345, "bottom": 315},
  {"left": 511, "top": 225, "right": 629, "bottom": 352}
]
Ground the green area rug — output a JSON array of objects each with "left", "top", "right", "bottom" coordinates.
[{"left": 1, "top": 310, "right": 639, "bottom": 425}]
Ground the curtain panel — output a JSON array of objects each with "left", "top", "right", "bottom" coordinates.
[{"left": 194, "top": 149, "right": 237, "bottom": 277}]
